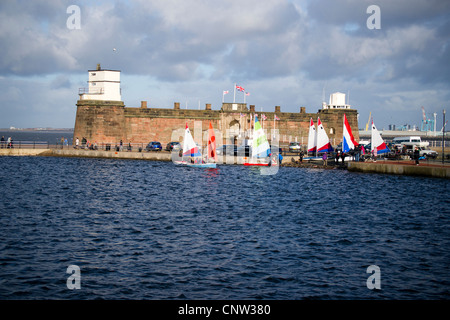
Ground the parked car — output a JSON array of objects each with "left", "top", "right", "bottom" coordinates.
[
  {"left": 407, "top": 147, "right": 438, "bottom": 159},
  {"left": 419, "top": 147, "right": 438, "bottom": 159},
  {"left": 289, "top": 142, "right": 301, "bottom": 152},
  {"left": 216, "top": 145, "right": 237, "bottom": 156},
  {"left": 146, "top": 141, "right": 162, "bottom": 151},
  {"left": 165, "top": 141, "right": 180, "bottom": 151},
  {"left": 237, "top": 145, "right": 252, "bottom": 157}
]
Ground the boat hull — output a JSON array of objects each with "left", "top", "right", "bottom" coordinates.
[
  {"left": 303, "top": 156, "right": 323, "bottom": 161},
  {"left": 186, "top": 163, "right": 217, "bottom": 168},
  {"left": 243, "top": 162, "right": 269, "bottom": 166}
]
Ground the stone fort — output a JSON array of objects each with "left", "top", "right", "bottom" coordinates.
[{"left": 73, "top": 65, "right": 359, "bottom": 148}]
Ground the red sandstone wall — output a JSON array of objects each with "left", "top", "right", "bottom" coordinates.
[
  {"left": 73, "top": 101, "right": 126, "bottom": 144},
  {"left": 73, "top": 101, "right": 359, "bottom": 148}
]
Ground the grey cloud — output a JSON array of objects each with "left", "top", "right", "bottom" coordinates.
[{"left": 0, "top": 0, "right": 448, "bottom": 129}]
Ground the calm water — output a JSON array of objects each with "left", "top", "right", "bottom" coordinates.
[
  {"left": 0, "top": 156, "right": 449, "bottom": 300},
  {"left": 0, "top": 131, "right": 73, "bottom": 145}
]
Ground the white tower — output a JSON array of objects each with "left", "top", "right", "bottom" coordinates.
[
  {"left": 79, "top": 64, "right": 121, "bottom": 101},
  {"left": 322, "top": 92, "right": 351, "bottom": 110}
]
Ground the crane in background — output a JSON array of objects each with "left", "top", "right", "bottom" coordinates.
[
  {"left": 365, "top": 112, "right": 371, "bottom": 131},
  {"left": 421, "top": 106, "right": 435, "bottom": 132}
]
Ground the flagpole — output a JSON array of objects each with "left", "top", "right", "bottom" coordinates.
[
  {"left": 261, "top": 107, "right": 263, "bottom": 129},
  {"left": 273, "top": 117, "right": 276, "bottom": 140},
  {"left": 233, "top": 83, "right": 236, "bottom": 103},
  {"left": 316, "top": 117, "right": 318, "bottom": 158}
]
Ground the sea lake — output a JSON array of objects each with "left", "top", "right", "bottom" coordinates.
[
  {"left": 0, "top": 130, "right": 73, "bottom": 145},
  {"left": 0, "top": 132, "right": 449, "bottom": 300}
]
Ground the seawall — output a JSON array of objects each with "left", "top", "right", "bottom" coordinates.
[
  {"left": 0, "top": 149, "right": 51, "bottom": 156},
  {"left": 347, "top": 161, "right": 450, "bottom": 179},
  {"left": 49, "top": 149, "right": 173, "bottom": 161}
]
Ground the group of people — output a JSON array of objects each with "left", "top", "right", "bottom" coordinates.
[
  {"left": 59, "top": 137, "right": 69, "bottom": 148},
  {"left": 1, "top": 136, "right": 13, "bottom": 148},
  {"left": 74, "top": 137, "right": 98, "bottom": 150},
  {"left": 293, "top": 144, "right": 367, "bottom": 166},
  {"left": 74, "top": 137, "right": 136, "bottom": 152}
]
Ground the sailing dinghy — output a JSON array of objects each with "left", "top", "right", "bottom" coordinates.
[
  {"left": 342, "top": 114, "right": 358, "bottom": 153},
  {"left": 186, "top": 122, "right": 217, "bottom": 168},
  {"left": 303, "top": 117, "right": 322, "bottom": 161},
  {"left": 371, "top": 120, "right": 390, "bottom": 155},
  {"left": 173, "top": 123, "right": 198, "bottom": 165},
  {"left": 304, "top": 117, "right": 333, "bottom": 161},
  {"left": 244, "top": 115, "right": 276, "bottom": 166}
]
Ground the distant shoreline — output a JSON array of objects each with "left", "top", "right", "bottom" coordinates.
[{"left": 0, "top": 128, "right": 74, "bottom": 132}]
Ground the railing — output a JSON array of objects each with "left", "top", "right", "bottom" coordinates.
[
  {"left": 78, "top": 88, "right": 104, "bottom": 95},
  {"left": 70, "top": 142, "right": 149, "bottom": 152},
  {"left": 423, "top": 140, "right": 449, "bottom": 148},
  {"left": 0, "top": 140, "right": 50, "bottom": 149}
]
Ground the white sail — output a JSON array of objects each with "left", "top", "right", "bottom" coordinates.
[
  {"left": 307, "top": 118, "right": 317, "bottom": 153},
  {"left": 183, "top": 123, "right": 201, "bottom": 157},
  {"left": 371, "top": 120, "right": 390, "bottom": 154},
  {"left": 316, "top": 117, "right": 333, "bottom": 153},
  {"left": 252, "top": 115, "right": 271, "bottom": 158}
]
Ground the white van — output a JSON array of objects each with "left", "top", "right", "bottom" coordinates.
[{"left": 392, "top": 136, "right": 429, "bottom": 148}]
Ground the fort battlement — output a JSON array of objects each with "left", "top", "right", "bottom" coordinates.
[{"left": 73, "top": 99, "right": 359, "bottom": 147}]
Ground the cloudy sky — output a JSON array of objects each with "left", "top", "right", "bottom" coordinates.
[{"left": 0, "top": 0, "right": 449, "bottom": 130}]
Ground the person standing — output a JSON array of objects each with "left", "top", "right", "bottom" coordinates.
[
  {"left": 354, "top": 145, "right": 360, "bottom": 162},
  {"left": 1, "top": 136, "right": 4, "bottom": 148},
  {"left": 75, "top": 137, "right": 79, "bottom": 149},
  {"left": 322, "top": 152, "right": 327, "bottom": 166},
  {"left": 414, "top": 146, "right": 420, "bottom": 165}
]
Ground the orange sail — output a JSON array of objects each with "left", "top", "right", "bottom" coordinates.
[{"left": 207, "top": 122, "right": 217, "bottom": 161}]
